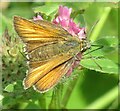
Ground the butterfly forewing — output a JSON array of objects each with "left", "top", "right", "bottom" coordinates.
[{"left": 14, "top": 16, "right": 71, "bottom": 43}]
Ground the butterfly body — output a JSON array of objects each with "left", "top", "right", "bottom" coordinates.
[
  {"left": 13, "top": 16, "right": 89, "bottom": 93},
  {"left": 28, "top": 37, "right": 81, "bottom": 62}
]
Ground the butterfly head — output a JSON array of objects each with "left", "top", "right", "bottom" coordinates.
[{"left": 80, "top": 38, "right": 91, "bottom": 52}]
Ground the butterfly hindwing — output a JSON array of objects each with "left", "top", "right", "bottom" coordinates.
[
  {"left": 34, "top": 59, "right": 73, "bottom": 93},
  {"left": 23, "top": 54, "right": 73, "bottom": 89}
]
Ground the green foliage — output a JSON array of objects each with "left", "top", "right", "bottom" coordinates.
[
  {"left": 81, "top": 58, "right": 118, "bottom": 74},
  {"left": 81, "top": 36, "right": 118, "bottom": 74},
  {"left": 1, "top": 2, "right": 119, "bottom": 110},
  {"left": 33, "top": 3, "right": 59, "bottom": 21}
]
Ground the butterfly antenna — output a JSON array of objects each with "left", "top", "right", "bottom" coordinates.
[
  {"left": 83, "top": 44, "right": 103, "bottom": 56},
  {"left": 82, "top": 43, "right": 104, "bottom": 70},
  {"left": 82, "top": 56, "right": 104, "bottom": 60},
  {"left": 83, "top": 18, "right": 103, "bottom": 70},
  {"left": 87, "top": 19, "right": 100, "bottom": 39}
]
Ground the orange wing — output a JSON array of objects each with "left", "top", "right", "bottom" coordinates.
[
  {"left": 13, "top": 16, "right": 72, "bottom": 52},
  {"left": 23, "top": 54, "right": 73, "bottom": 89},
  {"left": 34, "top": 59, "right": 73, "bottom": 93},
  {"left": 13, "top": 16, "right": 70, "bottom": 43}
]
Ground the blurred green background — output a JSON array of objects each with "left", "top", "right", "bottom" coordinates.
[{"left": 1, "top": 2, "right": 119, "bottom": 110}]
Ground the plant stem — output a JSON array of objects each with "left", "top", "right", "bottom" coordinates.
[
  {"left": 108, "top": 97, "right": 119, "bottom": 109},
  {"left": 90, "top": 7, "right": 111, "bottom": 42},
  {"left": 85, "top": 86, "right": 118, "bottom": 109},
  {"left": 39, "top": 93, "right": 46, "bottom": 109},
  {"left": 48, "top": 84, "right": 63, "bottom": 109},
  {"left": 61, "top": 71, "right": 81, "bottom": 109}
]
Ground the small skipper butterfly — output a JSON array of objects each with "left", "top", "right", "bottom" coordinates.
[{"left": 13, "top": 16, "right": 90, "bottom": 93}]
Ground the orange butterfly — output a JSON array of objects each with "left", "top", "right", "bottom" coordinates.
[{"left": 13, "top": 16, "right": 90, "bottom": 93}]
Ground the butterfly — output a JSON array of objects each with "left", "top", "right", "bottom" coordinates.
[{"left": 13, "top": 16, "right": 90, "bottom": 93}]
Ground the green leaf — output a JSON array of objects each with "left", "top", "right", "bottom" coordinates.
[
  {"left": 3, "top": 96, "right": 15, "bottom": 108},
  {"left": 85, "top": 86, "right": 118, "bottom": 109},
  {"left": 64, "top": 2, "right": 92, "bottom": 10},
  {"left": 83, "top": 37, "right": 118, "bottom": 73},
  {"left": 4, "top": 83, "right": 15, "bottom": 92},
  {"left": 74, "top": 13, "right": 86, "bottom": 27},
  {"left": 71, "top": 9, "right": 85, "bottom": 19},
  {"left": 32, "top": 4, "right": 59, "bottom": 21},
  {"left": 33, "top": 4, "right": 59, "bottom": 16},
  {"left": 80, "top": 58, "right": 118, "bottom": 74},
  {"left": 86, "top": 36, "right": 118, "bottom": 64},
  {"left": 93, "top": 36, "right": 118, "bottom": 47},
  {"left": 24, "top": 101, "right": 40, "bottom": 109},
  {"left": 100, "top": 2, "right": 119, "bottom": 8},
  {"left": 84, "top": 36, "right": 118, "bottom": 59},
  {"left": 0, "top": 14, "right": 12, "bottom": 35}
]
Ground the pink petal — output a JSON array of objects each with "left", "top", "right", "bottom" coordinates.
[
  {"left": 60, "top": 19, "right": 69, "bottom": 28},
  {"left": 78, "top": 28, "right": 86, "bottom": 39},
  {"left": 59, "top": 5, "right": 72, "bottom": 20},
  {"left": 66, "top": 67, "right": 73, "bottom": 77},
  {"left": 53, "top": 16, "right": 59, "bottom": 24},
  {"left": 33, "top": 15, "right": 43, "bottom": 21}
]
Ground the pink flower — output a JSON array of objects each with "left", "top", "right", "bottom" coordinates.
[
  {"left": 53, "top": 5, "right": 72, "bottom": 25},
  {"left": 53, "top": 5, "right": 86, "bottom": 40},
  {"left": 33, "top": 15, "right": 43, "bottom": 21}
]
